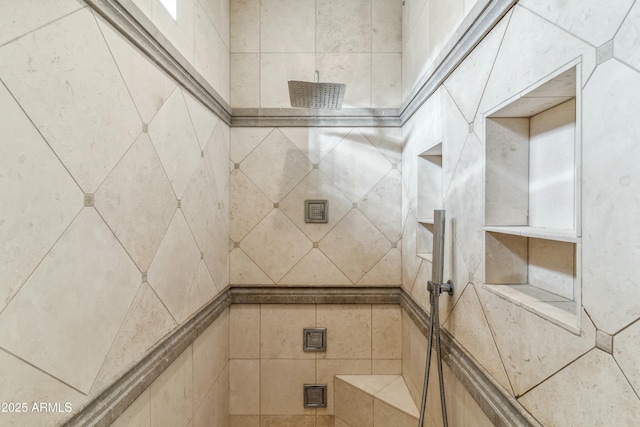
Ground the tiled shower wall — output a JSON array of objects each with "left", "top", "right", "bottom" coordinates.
[
  {"left": 229, "top": 127, "right": 402, "bottom": 286},
  {"left": 402, "top": 1, "right": 640, "bottom": 425},
  {"left": 229, "top": 0, "right": 402, "bottom": 108},
  {"left": 0, "top": 3, "right": 229, "bottom": 426},
  {"left": 228, "top": 303, "right": 401, "bottom": 426}
]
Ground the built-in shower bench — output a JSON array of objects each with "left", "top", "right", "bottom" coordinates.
[{"left": 334, "top": 375, "right": 419, "bottom": 427}]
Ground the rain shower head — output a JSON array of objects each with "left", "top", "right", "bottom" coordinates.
[{"left": 288, "top": 71, "right": 346, "bottom": 110}]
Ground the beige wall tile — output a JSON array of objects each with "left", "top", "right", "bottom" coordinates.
[
  {"left": 194, "top": 363, "right": 230, "bottom": 427},
  {"left": 261, "top": 305, "right": 316, "bottom": 359},
  {"left": 372, "top": 53, "right": 402, "bottom": 108},
  {"left": 317, "top": 305, "right": 372, "bottom": 359},
  {"left": 316, "top": 53, "right": 372, "bottom": 108},
  {"left": 372, "top": 305, "right": 402, "bottom": 360},
  {"left": 231, "top": 53, "right": 260, "bottom": 108},
  {"left": 230, "top": 415, "right": 260, "bottom": 427},
  {"left": 261, "top": 0, "right": 315, "bottom": 53},
  {"left": 260, "top": 359, "right": 316, "bottom": 415},
  {"left": 231, "top": 305, "right": 261, "bottom": 358},
  {"left": 317, "top": 415, "right": 335, "bottom": 427},
  {"left": 316, "top": 0, "right": 371, "bottom": 53},
  {"left": 317, "top": 359, "right": 372, "bottom": 415},
  {"left": 372, "top": 359, "right": 402, "bottom": 375},
  {"left": 231, "top": 0, "right": 260, "bottom": 52},
  {"left": 193, "top": 308, "right": 230, "bottom": 406},
  {"left": 334, "top": 378, "right": 373, "bottom": 426},
  {"left": 372, "top": 0, "right": 401, "bottom": 52},
  {"left": 374, "top": 399, "right": 417, "bottom": 427},
  {"left": 150, "top": 346, "right": 194, "bottom": 427},
  {"left": 260, "top": 415, "right": 315, "bottom": 427},
  {"left": 230, "top": 359, "right": 260, "bottom": 414},
  {"left": 112, "top": 389, "right": 151, "bottom": 427}
]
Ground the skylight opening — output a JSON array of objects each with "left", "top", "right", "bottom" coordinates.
[{"left": 159, "top": 0, "right": 177, "bottom": 20}]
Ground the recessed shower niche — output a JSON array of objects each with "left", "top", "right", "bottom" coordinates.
[
  {"left": 416, "top": 142, "right": 443, "bottom": 262},
  {"left": 483, "top": 64, "right": 582, "bottom": 332}
]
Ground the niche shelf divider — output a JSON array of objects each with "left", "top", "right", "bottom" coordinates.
[
  {"left": 483, "top": 62, "right": 582, "bottom": 333},
  {"left": 416, "top": 141, "right": 443, "bottom": 263}
]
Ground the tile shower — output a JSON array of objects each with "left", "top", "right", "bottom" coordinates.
[{"left": 1, "top": 1, "right": 640, "bottom": 427}]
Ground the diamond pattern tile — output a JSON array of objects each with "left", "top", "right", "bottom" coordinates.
[
  {"left": 230, "top": 127, "right": 273, "bottom": 164},
  {"left": 615, "top": 1, "right": 640, "bottom": 71},
  {"left": 96, "top": 14, "right": 177, "bottom": 124},
  {"left": 147, "top": 211, "right": 202, "bottom": 321},
  {"left": 92, "top": 283, "right": 177, "bottom": 392},
  {"left": 358, "top": 169, "right": 402, "bottom": 242},
  {"left": 280, "top": 249, "right": 351, "bottom": 285},
  {"left": 148, "top": 88, "right": 201, "bottom": 198},
  {"left": 319, "top": 129, "right": 392, "bottom": 202},
  {"left": 359, "top": 127, "right": 403, "bottom": 165},
  {"left": 203, "top": 200, "right": 230, "bottom": 291},
  {"left": 241, "top": 210, "right": 312, "bottom": 282},
  {"left": 181, "top": 260, "right": 219, "bottom": 322},
  {"left": 241, "top": 129, "right": 313, "bottom": 202},
  {"left": 0, "top": 8, "right": 141, "bottom": 193},
  {"left": 0, "top": 1, "right": 83, "bottom": 46},
  {"left": 182, "top": 159, "right": 218, "bottom": 253},
  {"left": 205, "top": 122, "right": 230, "bottom": 206},
  {"left": 95, "top": 134, "right": 176, "bottom": 271},
  {"left": 230, "top": 248, "right": 274, "bottom": 285},
  {"left": 280, "top": 127, "right": 350, "bottom": 164},
  {"left": 0, "top": 209, "right": 141, "bottom": 393},
  {"left": 358, "top": 248, "right": 401, "bottom": 285},
  {"left": 0, "top": 83, "right": 83, "bottom": 312},
  {"left": 230, "top": 169, "right": 273, "bottom": 242},
  {"left": 280, "top": 170, "right": 353, "bottom": 242},
  {"left": 183, "top": 91, "right": 219, "bottom": 148},
  {"left": 614, "top": 319, "right": 640, "bottom": 396},
  {"left": 319, "top": 210, "right": 390, "bottom": 283}
]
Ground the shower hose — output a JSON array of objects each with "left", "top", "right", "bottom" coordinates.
[{"left": 418, "top": 280, "right": 449, "bottom": 427}]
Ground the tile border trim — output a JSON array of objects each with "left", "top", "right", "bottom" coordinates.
[
  {"left": 86, "top": 0, "right": 233, "bottom": 125},
  {"left": 86, "top": 0, "right": 516, "bottom": 128},
  {"left": 61, "top": 285, "right": 538, "bottom": 426}
]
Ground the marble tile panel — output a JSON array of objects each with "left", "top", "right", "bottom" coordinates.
[
  {"left": 280, "top": 127, "right": 350, "bottom": 165},
  {"left": 372, "top": 305, "right": 402, "bottom": 360},
  {"left": 231, "top": 53, "right": 260, "bottom": 108},
  {"left": 319, "top": 210, "right": 390, "bottom": 283},
  {"left": 147, "top": 211, "right": 202, "bottom": 321},
  {"left": 199, "top": 0, "right": 229, "bottom": 48},
  {"left": 230, "top": 359, "right": 260, "bottom": 414},
  {"left": 443, "top": 12, "right": 510, "bottom": 123},
  {"left": 230, "top": 128, "right": 273, "bottom": 164},
  {"left": 615, "top": 1, "right": 640, "bottom": 71},
  {"left": 261, "top": 415, "right": 315, "bottom": 427},
  {"left": 0, "top": 83, "right": 83, "bottom": 311},
  {"left": 230, "top": 0, "right": 260, "bottom": 52},
  {"left": 0, "top": 8, "right": 141, "bottom": 193},
  {"left": 372, "top": 53, "right": 402, "bottom": 108},
  {"left": 0, "top": 209, "right": 140, "bottom": 393},
  {"left": 96, "top": 14, "right": 177, "bottom": 124},
  {"left": 319, "top": 129, "right": 391, "bottom": 203},
  {"left": 359, "top": 127, "right": 403, "bottom": 166},
  {"left": 181, "top": 160, "right": 216, "bottom": 250},
  {"left": 613, "top": 319, "right": 640, "bottom": 396},
  {"left": 241, "top": 129, "right": 313, "bottom": 203},
  {"left": 479, "top": 287, "right": 596, "bottom": 396},
  {"left": 279, "top": 169, "right": 353, "bottom": 243},
  {"left": 358, "top": 248, "right": 401, "bottom": 285},
  {"left": 183, "top": 91, "right": 219, "bottom": 148},
  {"left": 92, "top": 283, "right": 177, "bottom": 392},
  {"left": 358, "top": 169, "right": 402, "bottom": 242},
  {"left": 479, "top": 6, "right": 596, "bottom": 115},
  {"left": 260, "top": 304, "right": 316, "bottom": 359},
  {"left": 0, "top": 349, "right": 85, "bottom": 427},
  {"left": 229, "top": 248, "right": 274, "bottom": 285},
  {"left": 317, "top": 305, "right": 372, "bottom": 359},
  {"left": 230, "top": 415, "right": 260, "bottom": 427},
  {"left": 519, "top": 350, "right": 640, "bottom": 426},
  {"left": 148, "top": 88, "right": 201, "bottom": 198},
  {"left": 193, "top": 308, "right": 229, "bottom": 406},
  {"left": 316, "top": 0, "right": 371, "bottom": 53},
  {"left": 112, "top": 388, "right": 151, "bottom": 427},
  {"left": 443, "top": 285, "right": 513, "bottom": 394},
  {"left": 372, "top": 359, "right": 402, "bottom": 375},
  {"left": 372, "top": 0, "right": 401, "bottom": 52},
  {"left": 260, "top": 359, "right": 316, "bottom": 415},
  {"left": 0, "top": 0, "right": 83, "bottom": 46},
  {"left": 241, "top": 210, "right": 313, "bottom": 282},
  {"left": 279, "top": 249, "right": 352, "bottom": 285},
  {"left": 520, "top": 0, "right": 634, "bottom": 47},
  {"left": 316, "top": 359, "right": 372, "bottom": 415},
  {"left": 194, "top": 364, "right": 229, "bottom": 427},
  {"left": 230, "top": 169, "right": 273, "bottom": 242},
  {"left": 230, "top": 304, "right": 261, "bottom": 358},
  {"left": 260, "top": 0, "right": 315, "bottom": 53},
  {"left": 334, "top": 378, "right": 374, "bottom": 426},
  {"left": 152, "top": 0, "right": 195, "bottom": 62},
  {"left": 441, "top": 89, "right": 471, "bottom": 197},
  {"left": 582, "top": 59, "right": 640, "bottom": 334},
  {"left": 316, "top": 53, "right": 372, "bottom": 108},
  {"left": 180, "top": 260, "right": 219, "bottom": 322},
  {"left": 260, "top": 54, "right": 316, "bottom": 108},
  {"left": 195, "top": 2, "right": 229, "bottom": 101},
  {"left": 95, "top": 134, "right": 176, "bottom": 272},
  {"left": 201, "top": 194, "right": 230, "bottom": 291}
]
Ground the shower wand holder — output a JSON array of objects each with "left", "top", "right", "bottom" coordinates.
[{"left": 427, "top": 280, "right": 454, "bottom": 296}]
